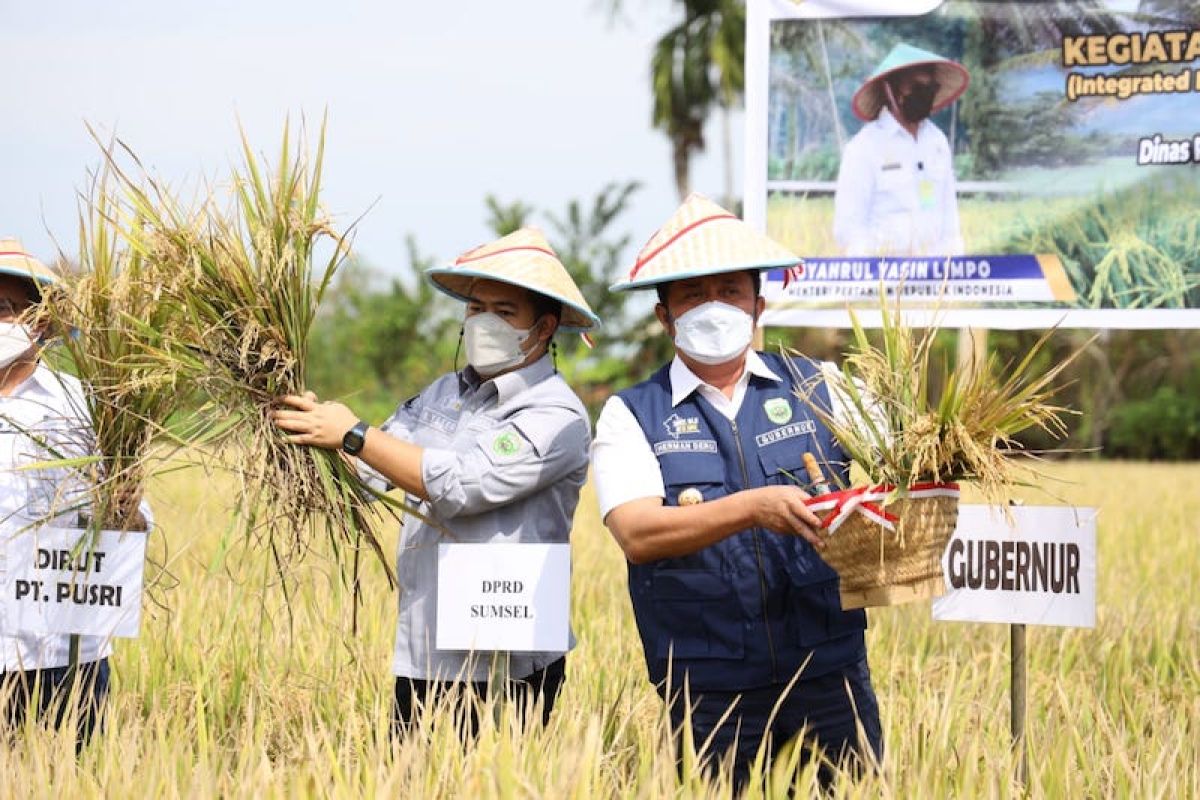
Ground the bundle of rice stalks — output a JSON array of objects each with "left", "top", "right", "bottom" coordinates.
[
  {"left": 33, "top": 166, "right": 199, "bottom": 533},
  {"left": 110, "top": 121, "right": 407, "bottom": 592},
  {"left": 786, "top": 293, "right": 1089, "bottom": 607},
  {"left": 792, "top": 300, "right": 1085, "bottom": 506}
]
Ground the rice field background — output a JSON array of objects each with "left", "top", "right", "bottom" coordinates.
[
  {"left": 1, "top": 459, "right": 1197, "bottom": 797},
  {"left": 767, "top": 175, "right": 1200, "bottom": 310}
]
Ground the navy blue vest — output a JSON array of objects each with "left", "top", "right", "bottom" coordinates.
[{"left": 618, "top": 352, "right": 867, "bottom": 691}]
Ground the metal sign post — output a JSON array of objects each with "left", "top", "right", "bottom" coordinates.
[
  {"left": 958, "top": 328, "right": 1029, "bottom": 786},
  {"left": 1011, "top": 622, "right": 1028, "bottom": 785}
]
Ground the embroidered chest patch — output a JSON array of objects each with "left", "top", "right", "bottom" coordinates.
[
  {"left": 663, "top": 413, "right": 701, "bottom": 439},
  {"left": 763, "top": 397, "right": 793, "bottom": 425}
]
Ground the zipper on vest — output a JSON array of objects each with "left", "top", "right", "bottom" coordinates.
[{"left": 729, "top": 418, "right": 780, "bottom": 683}]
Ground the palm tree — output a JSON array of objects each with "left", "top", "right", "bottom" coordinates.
[
  {"left": 957, "top": 0, "right": 1121, "bottom": 175},
  {"left": 769, "top": 18, "right": 863, "bottom": 166},
  {"left": 646, "top": 0, "right": 744, "bottom": 201},
  {"left": 1137, "top": 0, "right": 1200, "bottom": 23}
]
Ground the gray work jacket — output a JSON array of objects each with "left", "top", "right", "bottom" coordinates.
[{"left": 372, "top": 354, "right": 590, "bottom": 681}]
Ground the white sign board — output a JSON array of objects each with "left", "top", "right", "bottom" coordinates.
[
  {"left": 933, "top": 505, "right": 1096, "bottom": 628},
  {"left": 436, "top": 543, "right": 570, "bottom": 652},
  {"left": 4, "top": 527, "right": 147, "bottom": 638}
]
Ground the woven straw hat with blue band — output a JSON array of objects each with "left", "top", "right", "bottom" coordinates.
[
  {"left": 851, "top": 42, "right": 970, "bottom": 123},
  {"left": 610, "top": 193, "right": 799, "bottom": 292},
  {"left": 0, "top": 238, "right": 59, "bottom": 295},
  {"left": 426, "top": 227, "right": 599, "bottom": 332}
]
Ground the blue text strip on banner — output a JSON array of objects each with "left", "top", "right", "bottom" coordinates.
[{"left": 765, "top": 254, "right": 1076, "bottom": 304}]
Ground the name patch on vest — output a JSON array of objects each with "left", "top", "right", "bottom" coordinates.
[
  {"left": 419, "top": 407, "right": 459, "bottom": 434},
  {"left": 754, "top": 421, "right": 816, "bottom": 447},
  {"left": 653, "top": 439, "right": 719, "bottom": 455}
]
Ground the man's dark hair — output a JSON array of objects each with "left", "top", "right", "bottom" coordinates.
[
  {"left": 528, "top": 290, "right": 563, "bottom": 326},
  {"left": 0, "top": 274, "right": 42, "bottom": 308},
  {"left": 655, "top": 270, "right": 762, "bottom": 311}
]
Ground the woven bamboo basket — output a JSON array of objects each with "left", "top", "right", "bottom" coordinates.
[{"left": 811, "top": 488, "right": 960, "bottom": 610}]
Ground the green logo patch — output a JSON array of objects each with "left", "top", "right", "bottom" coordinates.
[
  {"left": 764, "top": 397, "right": 792, "bottom": 425},
  {"left": 492, "top": 430, "right": 522, "bottom": 457}
]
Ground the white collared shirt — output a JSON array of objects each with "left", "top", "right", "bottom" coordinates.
[
  {"left": 592, "top": 351, "right": 863, "bottom": 519},
  {"left": 0, "top": 365, "right": 130, "bottom": 671},
  {"left": 833, "top": 107, "right": 963, "bottom": 257}
]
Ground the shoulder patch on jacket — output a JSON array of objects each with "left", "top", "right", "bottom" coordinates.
[{"left": 482, "top": 424, "right": 531, "bottom": 464}]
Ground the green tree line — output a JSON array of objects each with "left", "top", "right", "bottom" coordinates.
[{"left": 304, "top": 184, "right": 1200, "bottom": 461}]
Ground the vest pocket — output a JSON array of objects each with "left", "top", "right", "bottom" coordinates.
[
  {"left": 756, "top": 444, "right": 810, "bottom": 488},
  {"left": 756, "top": 434, "right": 850, "bottom": 490},
  {"left": 787, "top": 580, "right": 867, "bottom": 645},
  {"left": 659, "top": 454, "right": 726, "bottom": 506},
  {"left": 650, "top": 569, "right": 745, "bottom": 660}
]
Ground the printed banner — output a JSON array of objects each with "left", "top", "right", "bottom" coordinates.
[
  {"left": 436, "top": 543, "right": 570, "bottom": 652},
  {"left": 765, "top": 254, "right": 1076, "bottom": 305},
  {"left": 745, "top": 0, "right": 1200, "bottom": 328},
  {"left": 933, "top": 505, "right": 1097, "bottom": 628},
  {"left": 4, "top": 527, "right": 147, "bottom": 638}
]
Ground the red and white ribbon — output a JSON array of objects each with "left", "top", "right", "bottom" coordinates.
[{"left": 803, "top": 482, "right": 960, "bottom": 535}]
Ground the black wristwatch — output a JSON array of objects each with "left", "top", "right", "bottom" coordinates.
[{"left": 341, "top": 420, "right": 370, "bottom": 456}]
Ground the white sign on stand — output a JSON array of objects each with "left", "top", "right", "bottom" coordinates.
[
  {"left": 436, "top": 543, "right": 570, "bottom": 652},
  {"left": 5, "top": 527, "right": 147, "bottom": 638},
  {"left": 934, "top": 505, "right": 1097, "bottom": 628}
]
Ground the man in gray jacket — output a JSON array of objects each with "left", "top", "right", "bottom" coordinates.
[{"left": 272, "top": 228, "right": 598, "bottom": 735}]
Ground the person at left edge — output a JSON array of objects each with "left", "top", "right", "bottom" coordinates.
[
  {"left": 272, "top": 227, "right": 598, "bottom": 736},
  {"left": 0, "top": 237, "right": 152, "bottom": 749}
]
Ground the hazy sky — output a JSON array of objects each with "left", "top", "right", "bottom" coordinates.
[{"left": 3, "top": 1, "right": 741, "bottom": 278}]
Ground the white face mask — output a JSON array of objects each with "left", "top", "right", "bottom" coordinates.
[
  {"left": 672, "top": 301, "right": 755, "bottom": 366},
  {"left": 463, "top": 312, "right": 534, "bottom": 377},
  {"left": 0, "top": 322, "right": 36, "bottom": 369}
]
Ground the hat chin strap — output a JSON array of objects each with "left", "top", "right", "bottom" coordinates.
[{"left": 882, "top": 80, "right": 902, "bottom": 120}]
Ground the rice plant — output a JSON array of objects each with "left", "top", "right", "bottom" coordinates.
[
  {"left": 788, "top": 292, "right": 1090, "bottom": 505},
  {"left": 105, "top": 120, "right": 428, "bottom": 609},
  {"left": 1010, "top": 174, "right": 1200, "bottom": 310},
  {"left": 767, "top": 174, "right": 1200, "bottom": 311},
  {"left": 30, "top": 164, "right": 200, "bottom": 532},
  {"left": 0, "top": 462, "right": 1194, "bottom": 797}
]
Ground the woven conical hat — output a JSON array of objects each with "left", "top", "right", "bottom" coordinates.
[
  {"left": 612, "top": 194, "right": 798, "bottom": 291},
  {"left": 852, "top": 43, "right": 969, "bottom": 122},
  {"left": 0, "top": 238, "right": 59, "bottom": 294},
  {"left": 427, "top": 228, "right": 599, "bottom": 331}
]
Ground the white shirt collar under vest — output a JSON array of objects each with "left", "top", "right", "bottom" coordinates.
[{"left": 669, "top": 349, "right": 782, "bottom": 420}]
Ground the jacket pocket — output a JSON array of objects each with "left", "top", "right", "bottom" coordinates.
[{"left": 650, "top": 569, "right": 745, "bottom": 660}]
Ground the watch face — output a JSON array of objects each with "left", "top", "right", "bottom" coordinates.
[{"left": 342, "top": 423, "right": 367, "bottom": 454}]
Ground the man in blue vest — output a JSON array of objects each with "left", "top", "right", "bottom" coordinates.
[{"left": 592, "top": 195, "right": 883, "bottom": 789}]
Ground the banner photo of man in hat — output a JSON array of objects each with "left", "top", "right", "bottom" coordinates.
[
  {"left": 272, "top": 228, "right": 598, "bottom": 738},
  {"left": 592, "top": 195, "right": 883, "bottom": 790},
  {"left": 744, "top": 0, "right": 1200, "bottom": 328},
  {"left": 833, "top": 42, "right": 969, "bottom": 257}
]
